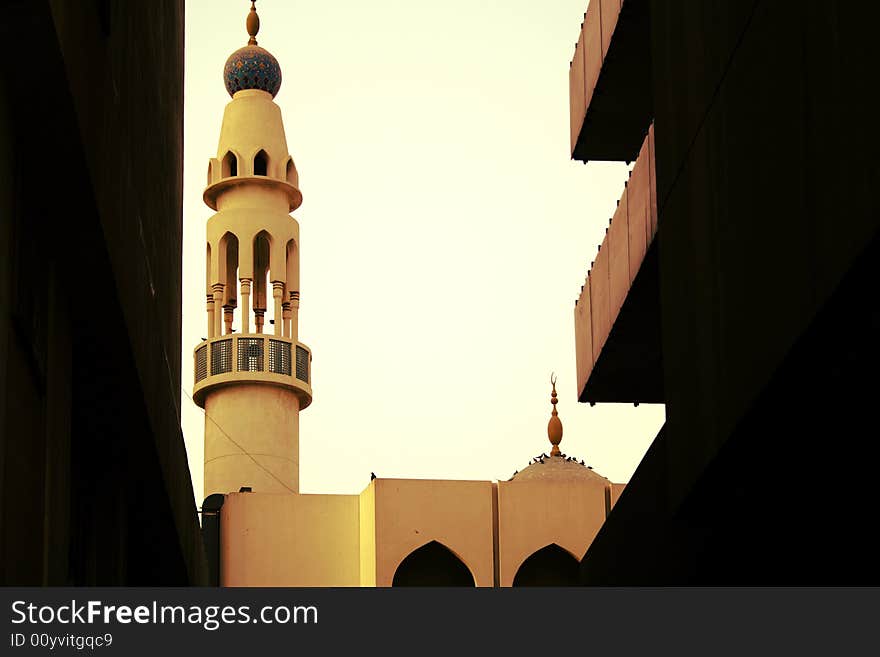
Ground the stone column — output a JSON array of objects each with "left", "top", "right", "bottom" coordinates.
[
  {"left": 281, "top": 302, "right": 291, "bottom": 337},
  {"left": 272, "top": 282, "right": 284, "bottom": 336},
  {"left": 240, "top": 278, "right": 252, "bottom": 334},
  {"left": 289, "top": 290, "right": 299, "bottom": 343},
  {"left": 206, "top": 293, "right": 215, "bottom": 338},
  {"left": 212, "top": 283, "right": 224, "bottom": 339}
]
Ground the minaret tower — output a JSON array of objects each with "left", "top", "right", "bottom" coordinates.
[{"left": 193, "top": 1, "right": 311, "bottom": 496}]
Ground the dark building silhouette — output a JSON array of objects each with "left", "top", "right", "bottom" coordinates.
[
  {"left": 0, "top": 1, "right": 206, "bottom": 584},
  {"left": 570, "top": 0, "right": 879, "bottom": 583}
]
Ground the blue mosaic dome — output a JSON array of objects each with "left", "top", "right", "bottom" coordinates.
[{"left": 224, "top": 45, "right": 282, "bottom": 98}]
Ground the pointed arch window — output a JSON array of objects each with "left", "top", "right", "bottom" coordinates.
[
  {"left": 252, "top": 231, "right": 271, "bottom": 333},
  {"left": 254, "top": 150, "right": 268, "bottom": 176},
  {"left": 222, "top": 151, "right": 238, "bottom": 178}
]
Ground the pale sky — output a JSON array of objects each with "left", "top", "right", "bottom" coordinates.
[{"left": 181, "top": 0, "right": 665, "bottom": 501}]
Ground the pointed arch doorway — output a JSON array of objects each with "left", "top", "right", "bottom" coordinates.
[
  {"left": 392, "top": 541, "right": 475, "bottom": 586},
  {"left": 513, "top": 544, "right": 580, "bottom": 586}
]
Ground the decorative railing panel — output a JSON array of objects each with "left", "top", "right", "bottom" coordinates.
[
  {"left": 195, "top": 345, "right": 208, "bottom": 383},
  {"left": 210, "top": 338, "right": 233, "bottom": 375},
  {"left": 238, "top": 337, "right": 264, "bottom": 372},
  {"left": 269, "top": 339, "right": 291, "bottom": 376},
  {"left": 295, "top": 344, "right": 309, "bottom": 383},
  {"left": 195, "top": 335, "right": 310, "bottom": 390}
]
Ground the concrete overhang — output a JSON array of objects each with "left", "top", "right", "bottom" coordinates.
[
  {"left": 568, "top": 0, "right": 652, "bottom": 162},
  {"left": 574, "top": 125, "right": 662, "bottom": 403}
]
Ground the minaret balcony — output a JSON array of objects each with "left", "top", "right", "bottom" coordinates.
[
  {"left": 203, "top": 175, "right": 302, "bottom": 213},
  {"left": 193, "top": 334, "right": 312, "bottom": 409}
]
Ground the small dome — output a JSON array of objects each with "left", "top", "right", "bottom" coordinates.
[
  {"left": 511, "top": 455, "right": 609, "bottom": 483},
  {"left": 506, "top": 375, "right": 610, "bottom": 482},
  {"left": 224, "top": 45, "right": 282, "bottom": 98}
]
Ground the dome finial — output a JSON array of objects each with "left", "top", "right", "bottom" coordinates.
[
  {"left": 547, "top": 373, "right": 563, "bottom": 456},
  {"left": 224, "top": 0, "right": 281, "bottom": 98},
  {"left": 246, "top": 1, "right": 260, "bottom": 45}
]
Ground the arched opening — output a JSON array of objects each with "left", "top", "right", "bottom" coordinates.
[
  {"left": 254, "top": 149, "right": 268, "bottom": 176},
  {"left": 221, "top": 151, "right": 238, "bottom": 177},
  {"left": 285, "top": 157, "right": 296, "bottom": 185},
  {"left": 206, "top": 161, "right": 213, "bottom": 186},
  {"left": 513, "top": 544, "right": 580, "bottom": 587},
  {"left": 252, "top": 231, "right": 271, "bottom": 333},
  {"left": 392, "top": 541, "right": 475, "bottom": 587},
  {"left": 221, "top": 233, "right": 239, "bottom": 334},
  {"left": 285, "top": 239, "right": 298, "bottom": 296}
]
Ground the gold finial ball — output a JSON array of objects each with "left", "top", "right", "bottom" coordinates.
[
  {"left": 247, "top": 1, "right": 260, "bottom": 45},
  {"left": 548, "top": 416, "right": 563, "bottom": 445}
]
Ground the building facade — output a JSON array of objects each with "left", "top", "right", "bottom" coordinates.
[
  {"left": 568, "top": 0, "right": 880, "bottom": 583},
  {"left": 0, "top": 0, "right": 206, "bottom": 585}
]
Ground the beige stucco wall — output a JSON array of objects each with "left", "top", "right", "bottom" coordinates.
[
  {"left": 204, "top": 383, "right": 300, "bottom": 495},
  {"left": 214, "top": 90, "right": 294, "bottom": 183},
  {"left": 217, "top": 477, "right": 622, "bottom": 587},
  {"left": 358, "top": 482, "right": 377, "bottom": 586},
  {"left": 221, "top": 491, "right": 359, "bottom": 586},
  {"left": 370, "top": 479, "right": 495, "bottom": 587},
  {"left": 496, "top": 479, "right": 608, "bottom": 586}
]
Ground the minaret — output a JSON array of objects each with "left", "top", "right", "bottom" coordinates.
[{"left": 193, "top": 1, "right": 311, "bottom": 496}]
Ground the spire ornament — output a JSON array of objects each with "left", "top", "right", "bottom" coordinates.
[
  {"left": 247, "top": 1, "right": 260, "bottom": 45},
  {"left": 547, "top": 373, "right": 563, "bottom": 456}
]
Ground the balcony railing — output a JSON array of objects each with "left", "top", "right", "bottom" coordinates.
[{"left": 194, "top": 334, "right": 310, "bottom": 387}]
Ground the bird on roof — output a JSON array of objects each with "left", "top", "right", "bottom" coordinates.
[{"left": 370, "top": 472, "right": 376, "bottom": 480}]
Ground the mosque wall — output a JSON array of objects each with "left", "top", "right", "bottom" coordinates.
[
  {"left": 359, "top": 481, "right": 377, "bottom": 586},
  {"left": 218, "top": 476, "right": 624, "bottom": 587},
  {"left": 220, "top": 491, "right": 360, "bottom": 586},
  {"left": 496, "top": 479, "right": 608, "bottom": 587},
  {"left": 371, "top": 479, "right": 496, "bottom": 587}
]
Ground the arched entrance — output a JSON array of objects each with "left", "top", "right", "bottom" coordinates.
[
  {"left": 513, "top": 544, "right": 580, "bottom": 586},
  {"left": 392, "top": 541, "right": 475, "bottom": 586}
]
